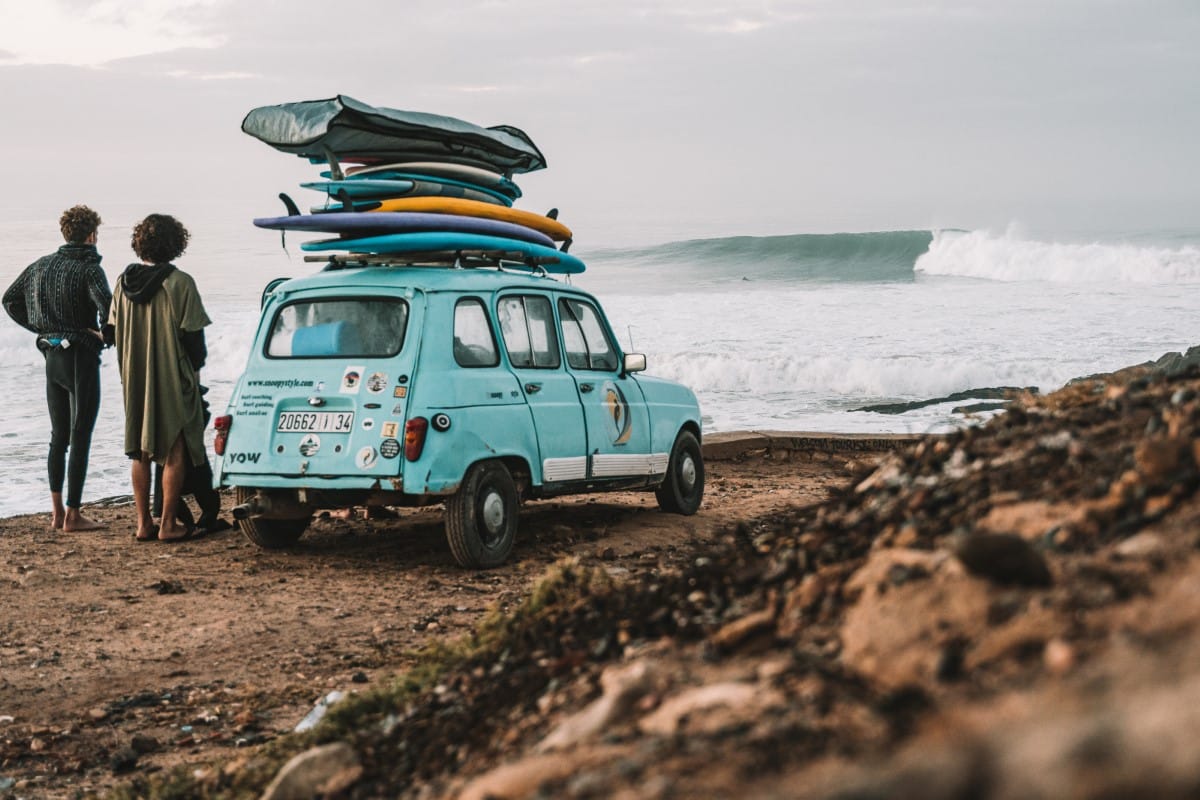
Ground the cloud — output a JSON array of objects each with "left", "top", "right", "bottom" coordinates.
[
  {"left": 164, "top": 69, "right": 258, "bottom": 81},
  {"left": 0, "top": 0, "right": 230, "bottom": 67}
]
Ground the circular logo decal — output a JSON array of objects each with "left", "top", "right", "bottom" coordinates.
[
  {"left": 380, "top": 438, "right": 401, "bottom": 459},
  {"left": 366, "top": 372, "right": 388, "bottom": 394},
  {"left": 362, "top": 418, "right": 375, "bottom": 431},
  {"left": 432, "top": 413, "right": 452, "bottom": 432},
  {"left": 602, "top": 381, "right": 632, "bottom": 445},
  {"left": 298, "top": 433, "right": 321, "bottom": 457},
  {"left": 356, "top": 446, "right": 378, "bottom": 469}
]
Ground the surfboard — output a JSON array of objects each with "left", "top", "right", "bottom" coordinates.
[
  {"left": 252, "top": 211, "right": 556, "bottom": 247},
  {"left": 314, "top": 196, "right": 572, "bottom": 242},
  {"left": 304, "top": 177, "right": 512, "bottom": 206},
  {"left": 345, "top": 161, "right": 520, "bottom": 194},
  {"left": 300, "top": 231, "right": 585, "bottom": 274}
]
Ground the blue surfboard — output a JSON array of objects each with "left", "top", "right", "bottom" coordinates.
[
  {"left": 253, "top": 212, "right": 556, "bottom": 248},
  {"left": 305, "top": 177, "right": 512, "bottom": 206},
  {"left": 320, "top": 169, "right": 521, "bottom": 201},
  {"left": 300, "top": 231, "right": 585, "bottom": 274}
]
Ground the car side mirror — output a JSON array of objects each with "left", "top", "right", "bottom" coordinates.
[{"left": 623, "top": 353, "right": 647, "bottom": 374}]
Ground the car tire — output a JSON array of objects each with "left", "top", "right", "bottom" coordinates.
[
  {"left": 655, "top": 430, "right": 704, "bottom": 515},
  {"left": 445, "top": 460, "right": 518, "bottom": 568},
  {"left": 234, "top": 486, "right": 310, "bottom": 549}
]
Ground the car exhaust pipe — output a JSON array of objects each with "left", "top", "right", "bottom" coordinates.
[{"left": 231, "top": 495, "right": 266, "bottom": 520}]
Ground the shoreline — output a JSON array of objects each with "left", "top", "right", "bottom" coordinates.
[{"left": 1, "top": 430, "right": 929, "bottom": 523}]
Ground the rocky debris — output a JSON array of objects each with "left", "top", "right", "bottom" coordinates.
[{"left": 110, "top": 365, "right": 1200, "bottom": 798}]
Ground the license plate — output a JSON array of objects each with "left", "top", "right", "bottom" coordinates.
[{"left": 276, "top": 411, "right": 355, "bottom": 433}]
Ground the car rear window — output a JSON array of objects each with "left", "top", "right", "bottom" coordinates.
[{"left": 266, "top": 298, "right": 408, "bottom": 358}]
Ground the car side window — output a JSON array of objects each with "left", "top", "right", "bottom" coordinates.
[
  {"left": 498, "top": 295, "right": 560, "bottom": 369},
  {"left": 453, "top": 298, "right": 500, "bottom": 368},
  {"left": 559, "top": 298, "right": 618, "bottom": 371}
]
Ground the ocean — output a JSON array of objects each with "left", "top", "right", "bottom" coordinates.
[{"left": 2, "top": 218, "right": 1199, "bottom": 519}]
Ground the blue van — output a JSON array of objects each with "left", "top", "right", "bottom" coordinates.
[{"left": 213, "top": 263, "right": 704, "bottom": 567}]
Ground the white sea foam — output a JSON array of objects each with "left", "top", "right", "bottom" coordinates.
[{"left": 916, "top": 229, "right": 1200, "bottom": 284}]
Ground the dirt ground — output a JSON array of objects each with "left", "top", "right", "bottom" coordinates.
[{"left": 0, "top": 435, "right": 877, "bottom": 798}]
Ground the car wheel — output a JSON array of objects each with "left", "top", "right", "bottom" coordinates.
[
  {"left": 234, "top": 486, "right": 310, "bottom": 549},
  {"left": 445, "top": 460, "right": 518, "bottom": 568},
  {"left": 655, "top": 430, "right": 704, "bottom": 515}
]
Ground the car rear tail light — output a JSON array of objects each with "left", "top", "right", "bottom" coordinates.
[
  {"left": 405, "top": 417, "right": 428, "bottom": 461},
  {"left": 213, "top": 414, "right": 232, "bottom": 456}
]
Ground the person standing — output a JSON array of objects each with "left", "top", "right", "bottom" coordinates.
[
  {"left": 106, "top": 214, "right": 211, "bottom": 542},
  {"left": 3, "top": 205, "right": 111, "bottom": 531}
]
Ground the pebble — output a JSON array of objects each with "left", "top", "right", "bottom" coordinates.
[
  {"left": 261, "top": 742, "right": 361, "bottom": 800},
  {"left": 1044, "top": 638, "right": 1076, "bottom": 675},
  {"left": 953, "top": 532, "right": 1052, "bottom": 587}
]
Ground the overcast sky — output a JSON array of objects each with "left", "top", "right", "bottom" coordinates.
[{"left": 0, "top": 0, "right": 1196, "bottom": 245}]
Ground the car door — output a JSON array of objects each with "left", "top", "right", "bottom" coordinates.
[
  {"left": 557, "top": 295, "right": 654, "bottom": 479},
  {"left": 496, "top": 293, "right": 587, "bottom": 483}
]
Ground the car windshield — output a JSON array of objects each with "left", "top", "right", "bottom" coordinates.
[{"left": 266, "top": 297, "right": 408, "bottom": 358}]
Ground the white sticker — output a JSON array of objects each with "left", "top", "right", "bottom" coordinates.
[
  {"left": 356, "top": 446, "right": 378, "bottom": 469},
  {"left": 299, "top": 434, "right": 321, "bottom": 457},
  {"left": 340, "top": 366, "right": 365, "bottom": 394}
]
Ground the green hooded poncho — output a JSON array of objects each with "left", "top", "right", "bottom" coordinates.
[{"left": 108, "top": 264, "right": 211, "bottom": 466}]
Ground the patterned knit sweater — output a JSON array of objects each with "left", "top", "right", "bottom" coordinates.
[{"left": 2, "top": 243, "right": 112, "bottom": 353}]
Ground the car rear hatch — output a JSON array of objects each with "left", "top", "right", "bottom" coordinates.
[{"left": 219, "top": 289, "right": 421, "bottom": 486}]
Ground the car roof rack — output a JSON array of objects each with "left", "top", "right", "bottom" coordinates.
[{"left": 304, "top": 251, "right": 554, "bottom": 277}]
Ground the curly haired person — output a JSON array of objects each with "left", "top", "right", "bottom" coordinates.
[
  {"left": 3, "top": 205, "right": 111, "bottom": 531},
  {"left": 106, "top": 214, "right": 211, "bottom": 542}
]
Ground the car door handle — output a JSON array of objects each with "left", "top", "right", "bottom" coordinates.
[
  {"left": 524, "top": 383, "right": 542, "bottom": 394},
  {"left": 579, "top": 383, "right": 594, "bottom": 393}
]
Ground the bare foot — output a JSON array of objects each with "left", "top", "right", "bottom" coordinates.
[
  {"left": 63, "top": 512, "right": 106, "bottom": 532},
  {"left": 50, "top": 512, "right": 65, "bottom": 530},
  {"left": 158, "top": 523, "right": 192, "bottom": 542}
]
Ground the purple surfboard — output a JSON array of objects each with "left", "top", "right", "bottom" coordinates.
[{"left": 253, "top": 211, "right": 555, "bottom": 248}]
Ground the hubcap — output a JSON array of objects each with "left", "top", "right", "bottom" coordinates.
[
  {"left": 679, "top": 454, "right": 697, "bottom": 491},
  {"left": 481, "top": 490, "right": 506, "bottom": 535}
]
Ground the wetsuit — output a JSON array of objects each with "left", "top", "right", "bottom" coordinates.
[{"left": 3, "top": 243, "right": 111, "bottom": 508}]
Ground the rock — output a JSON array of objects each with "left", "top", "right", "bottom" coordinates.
[
  {"left": 536, "top": 661, "right": 655, "bottom": 753},
  {"left": 708, "top": 606, "right": 776, "bottom": 653},
  {"left": 459, "top": 746, "right": 626, "bottom": 800},
  {"left": 260, "top": 742, "right": 360, "bottom": 800},
  {"left": 639, "top": 682, "right": 784, "bottom": 735},
  {"left": 109, "top": 747, "right": 138, "bottom": 774},
  {"left": 953, "top": 532, "right": 1052, "bottom": 587},
  {"left": 977, "top": 500, "right": 1082, "bottom": 542},
  {"left": 841, "top": 549, "right": 990, "bottom": 689},
  {"left": 1115, "top": 531, "right": 1168, "bottom": 561},
  {"left": 1134, "top": 436, "right": 1189, "bottom": 486},
  {"left": 87, "top": 707, "right": 107, "bottom": 721},
  {"left": 1044, "top": 638, "right": 1075, "bottom": 675},
  {"left": 130, "top": 734, "right": 159, "bottom": 754}
]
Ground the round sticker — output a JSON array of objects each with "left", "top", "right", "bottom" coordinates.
[
  {"left": 362, "top": 418, "right": 375, "bottom": 431},
  {"left": 366, "top": 372, "right": 388, "bottom": 394},
  {"left": 380, "top": 438, "right": 401, "bottom": 459},
  {"left": 298, "top": 433, "right": 321, "bottom": 457},
  {"left": 432, "top": 413, "right": 451, "bottom": 432},
  {"left": 356, "top": 446, "right": 378, "bottom": 469}
]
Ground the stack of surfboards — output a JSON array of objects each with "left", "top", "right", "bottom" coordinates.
[{"left": 243, "top": 95, "right": 583, "bottom": 274}]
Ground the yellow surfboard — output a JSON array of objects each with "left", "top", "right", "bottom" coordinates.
[{"left": 366, "top": 197, "right": 572, "bottom": 242}]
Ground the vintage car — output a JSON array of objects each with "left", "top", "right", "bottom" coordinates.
[{"left": 213, "top": 263, "right": 704, "bottom": 567}]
